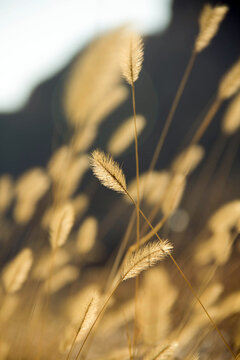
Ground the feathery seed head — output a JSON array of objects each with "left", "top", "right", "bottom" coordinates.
[
  {"left": 49, "top": 203, "right": 75, "bottom": 249},
  {"left": 121, "top": 240, "right": 173, "bottom": 281},
  {"left": 88, "top": 85, "right": 129, "bottom": 125},
  {"left": 121, "top": 32, "right": 144, "bottom": 85},
  {"left": 90, "top": 149, "right": 127, "bottom": 194},
  {"left": 195, "top": 4, "right": 228, "bottom": 53},
  {"left": 64, "top": 29, "right": 126, "bottom": 126},
  {"left": 107, "top": 115, "right": 146, "bottom": 156},
  {"left": 2, "top": 248, "right": 33, "bottom": 293}
]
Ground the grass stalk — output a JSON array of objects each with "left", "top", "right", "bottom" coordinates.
[
  {"left": 190, "top": 97, "right": 222, "bottom": 146},
  {"left": 105, "top": 211, "right": 135, "bottom": 291},
  {"left": 131, "top": 80, "right": 141, "bottom": 355},
  {"left": 149, "top": 51, "right": 196, "bottom": 173},
  {"left": 74, "top": 187, "right": 237, "bottom": 359},
  {"left": 105, "top": 51, "right": 197, "bottom": 295},
  {"left": 125, "top": 190, "right": 237, "bottom": 360},
  {"left": 66, "top": 298, "right": 94, "bottom": 360},
  {"left": 74, "top": 283, "right": 119, "bottom": 360}
]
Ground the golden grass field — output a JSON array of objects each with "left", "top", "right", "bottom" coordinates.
[{"left": 0, "top": 3, "right": 240, "bottom": 360}]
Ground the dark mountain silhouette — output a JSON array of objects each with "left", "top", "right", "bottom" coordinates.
[{"left": 0, "top": 0, "right": 239, "bottom": 178}]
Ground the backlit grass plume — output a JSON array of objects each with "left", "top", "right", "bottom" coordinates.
[
  {"left": 64, "top": 29, "right": 125, "bottom": 126},
  {"left": 45, "top": 265, "right": 79, "bottom": 293},
  {"left": 77, "top": 216, "right": 98, "bottom": 255},
  {"left": 2, "top": 248, "right": 33, "bottom": 293},
  {"left": 208, "top": 200, "right": 240, "bottom": 233},
  {"left": 49, "top": 203, "right": 75, "bottom": 249},
  {"left": 90, "top": 149, "right": 127, "bottom": 194},
  {"left": 121, "top": 240, "right": 173, "bottom": 281},
  {"left": 162, "top": 174, "right": 186, "bottom": 216},
  {"left": 218, "top": 58, "right": 240, "bottom": 99},
  {"left": 107, "top": 114, "right": 146, "bottom": 156},
  {"left": 222, "top": 92, "right": 240, "bottom": 135},
  {"left": 171, "top": 145, "right": 205, "bottom": 175},
  {"left": 121, "top": 32, "right": 144, "bottom": 85},
  {"left": 195, "top": 4, "right": 228, "bottom": 53},
  {"left": 14, "top": 168, "right": 50, "bottom": 224},
  {"left": 120, "top": 32, "right": 144, "bottom": 345},
  {"left": 65, "top": 291, "right": 100, "bottom": 359}
]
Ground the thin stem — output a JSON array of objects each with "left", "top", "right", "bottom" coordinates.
[
  {"left": 133, "top": 274, "right": 139, "bottom": 352},
  {"left": 149, "top": 51, "right": 196, "bottom": 173},
  {"left": 152, "top": 344, "right": 173, "bottom": 360},
  {"left": 190, "top": 97, "right": 222, "bottom": 146},
  {"left": 74, "top": 187, "right": 236, "bottom": 359},
  {"left": 206, "top": 131, "right": 239, "bottom": 213},
  {"left": 125, "top": 189, "right": 236, "bottom": 359},
  {"left": 113, "top": 53, "right": 214, "bottom": 287},
  {"left": 131, "top": 82, "right": 140, "bottom": 249},
  {"left": 103, "top": 52, "right": 196, "bottom": 292},
  {"left": 167, "top": 254, "right": 235, "bottom": 358},
  {"left": 140, "top": 200, "right": 163, "bottom": 237},
  {"left": 105, "top": 211, "right": 135, "bottom": 291},
  {"left": 75, "top": 282, "right": 120, "bottom": 360},
  {"left": 187, "top": 132, "right": 226, "bottom": 220},
  {"left": 66, "top": 298, "right": 94, "bottom": 360},
  {"left": 130, "top": 214, "right": 168, "bottom": 253},
  {"left": 131, "top": 81, "right": 140, "bottom": 354},
  {"left": 76, "top": 241, "right": 170, "bottom": 359},
  {"left": 184, "top": 328, "right": 210, "bottom": 360},
  {"left": 18, "top": 284, "right": 42, "bottom": 360},
  {"left": 33, "top": 247, "right": 57, "bottom": 360},
  {"left": 124, "top": 316, "right": 134, "bottom": 360}
]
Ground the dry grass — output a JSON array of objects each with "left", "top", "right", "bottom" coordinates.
[{"left": 0, "top": 4, "right": 240, "bottom": 360}]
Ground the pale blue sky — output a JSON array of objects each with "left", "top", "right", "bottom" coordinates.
[{"left": 0, "top": 0, "right": 172, "bottom": 112}]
